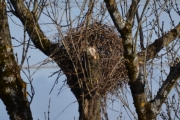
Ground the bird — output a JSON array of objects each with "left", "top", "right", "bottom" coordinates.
[{"left": 87, "top": 46, "right": 99, "bottom": 60}]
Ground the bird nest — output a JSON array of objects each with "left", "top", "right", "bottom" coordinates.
[{"left": 58, "top": 22, "right": 128, "bottom": 96}]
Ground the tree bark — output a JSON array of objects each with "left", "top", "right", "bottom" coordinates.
[
  {"left": 78, "top": 93, "right": 100, "bottom": 120},
  {"left": 105, "top": 0, "right": 180, "bottom": 119},
  {"left": 104, "top": 0, "right": 156, "bottom": 119},
  {"left": 69, "top": 79, "right": 101, "bottom": 120},
  {"left": 67, "top": 50, "right": 101, "bottom": 120},
  {"left": 0, "top": 1, "right": 32, "bottom": 120}
]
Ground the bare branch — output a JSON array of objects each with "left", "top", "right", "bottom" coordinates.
[
  {"left": 104, "top": 0, "right": 139, "bottom": 91},
  {"left": 134, "top": 0, "right": 150, "bottom": 51},
  {"left": 139, "top": 23, "right": 180, "bottom": 62},
  {"left": 103, "top": 0, "right": 126, "bottom": 32},
  {"left": 136, "top": 11, "right": 145, "bottom": 50},
  {"left": 153, "top": 61, "right": 180, "bottom": 112},
  {"left": 9, "top": 0, "right": 55, "bottom": 56},
  {"left": 126, "top": 0, "right": 140, "bottom": 23}
]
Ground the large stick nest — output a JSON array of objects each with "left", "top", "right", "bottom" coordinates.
[{"left": 59, "top": 22, "right": 128, "bottom": 95}]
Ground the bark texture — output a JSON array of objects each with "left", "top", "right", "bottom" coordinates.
[
  {"left": 67, "top": 80, "right": 100, "bottom": 120},
  {"left": 0, "top": 1, "right": 32, "bottom": 120}
]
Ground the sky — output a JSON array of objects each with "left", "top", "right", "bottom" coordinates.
[
  {"left": 1, "top": 0, "right": 180, "bottom": 120},
  {"left": 0, "top": 1, "right": 135, "bottom": 119},
  {"left": 0, "top": 2, "right": 78, "bottom": 119}
]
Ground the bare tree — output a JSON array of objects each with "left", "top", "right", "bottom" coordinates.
[{"left": 1, "top": 0, "right": 180, "bottom": 120}]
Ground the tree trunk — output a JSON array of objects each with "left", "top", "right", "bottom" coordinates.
[
  {"left": 71, "top": 87, "right": 101, "bottom": 120},
  {"left": 0, "top": 1, "right": 33, "bottom": 120},
  {"left": 78, "top": 93, "right": 101, "bottom": 120},
  {"left": 67, "top": 74, "right": 101, "bottom": 120}
]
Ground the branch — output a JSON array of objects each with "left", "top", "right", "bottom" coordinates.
[
  {"left": 128, "top": 62, "right": 180, "bottom": 120},
  {"left": 9, "top": 0, "right": 56, "bottom": 56},
  {"left": 139, "top": 62, "right": 180, "bottom": 119},
  {"left": 153, "top": 62, "right": 180, "bottom": 112},
  {"left": 104, "top": 0, "right": 139, "bottom": 82},
  {"left": 139, "top": 23, "right": 180, "bottom": 61},
  {"left": 134, "top": 0, "right": 150, "bottom": 51},
  {"left": 126, "top": 0, "right": 140, "bottom": 23},
  {"left": 136, "top": 11, "right": 145, "bottom": 50},
  {"left": 103, "top": 0, "right": 126, "bottom": 32}
]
